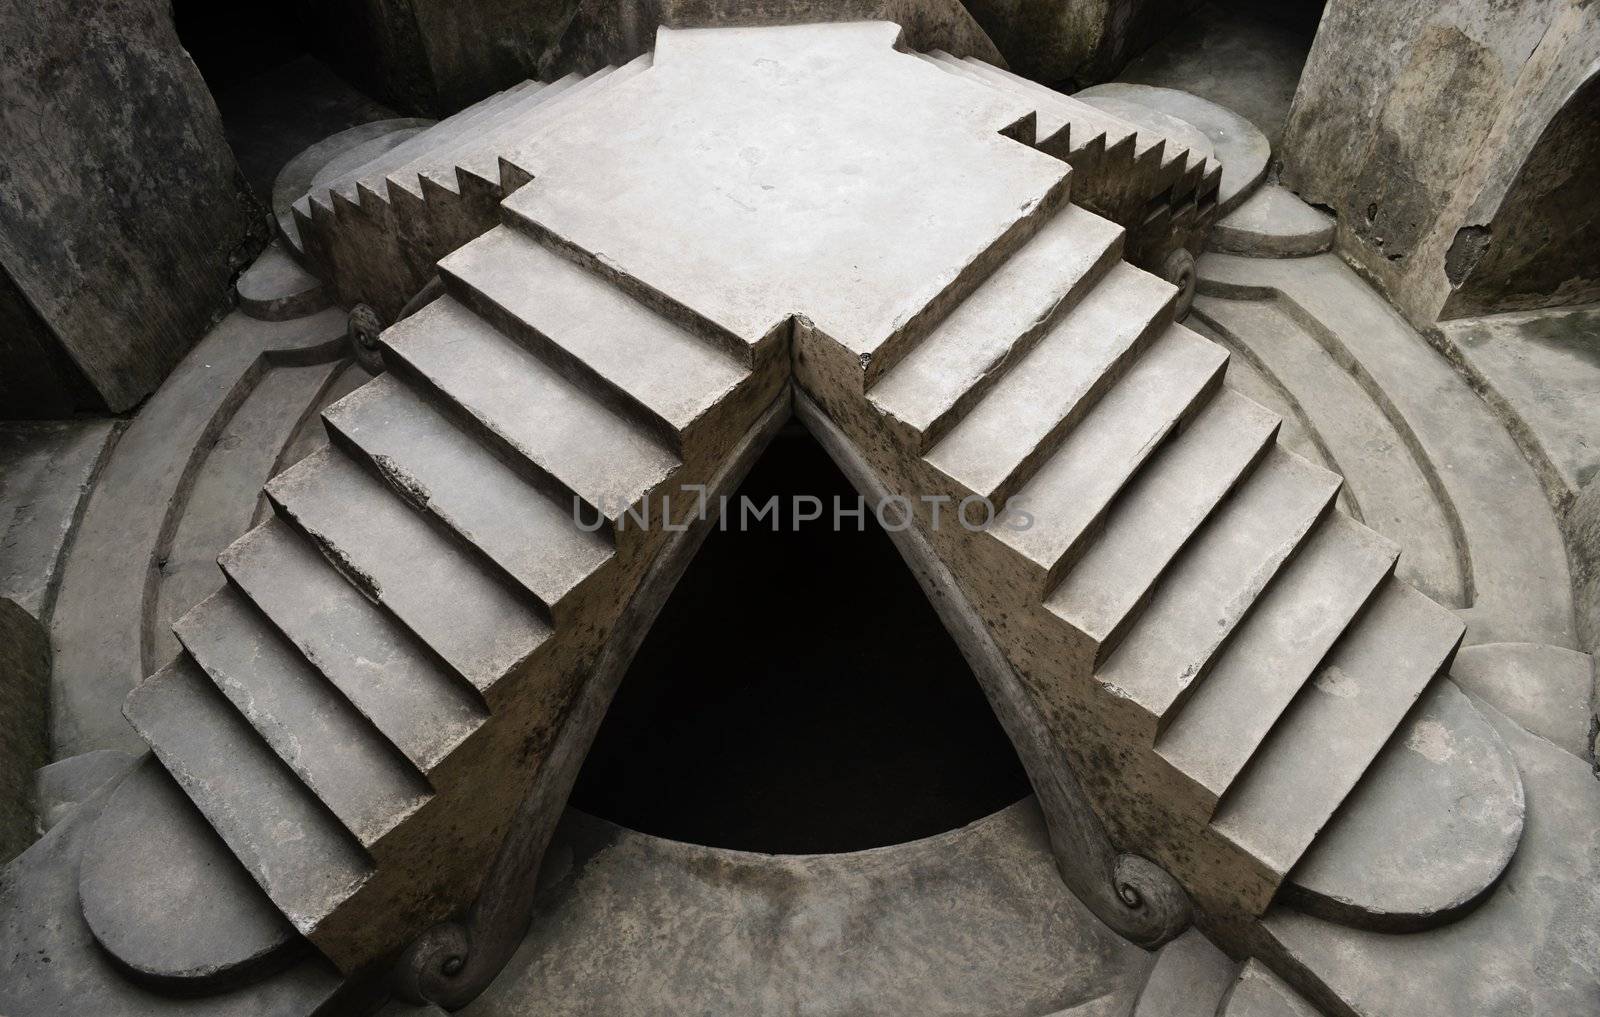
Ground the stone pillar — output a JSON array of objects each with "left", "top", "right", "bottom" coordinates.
[
  {"left": 1279, "top": 0, "right": 1600, "bottom": 327},
  {"left": 0, "top": 0, "right": 264, "bottom": 416}
]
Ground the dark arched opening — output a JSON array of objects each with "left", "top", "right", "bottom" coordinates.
[
  {"left": 569, "top": 423, "right": 1031, "bottom": 854},
  {"left": 1444, "top": 67, "right": 1600, "bottom": 316}
]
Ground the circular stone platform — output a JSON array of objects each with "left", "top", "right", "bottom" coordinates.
[
  {"left": 78, "top": 757, "right": 301, "bottom": 991},
  {"left": 1286, "top": 680, "right": 1525, "bottom": 931}
]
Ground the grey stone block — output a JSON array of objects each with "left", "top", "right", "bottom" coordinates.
[
  {"left": 238, "top": 243, "right": 331, "bottom": 321},
  {"left": 0, "top": 0, "right": 265, "bottom": 413},
  {"left": 1077, "top": 82, "right": 1268, "bottom": 214},
  {"left": 1209, "top": 185, "right": 1334, "bottom": 257}
]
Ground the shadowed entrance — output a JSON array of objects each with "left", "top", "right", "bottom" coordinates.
[{"left": 570, "top": 422, "right": 1031, "bottom": 854}]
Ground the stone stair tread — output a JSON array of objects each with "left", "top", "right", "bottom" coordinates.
[
  {"left": 323, "top": 372, "right": 614, "bottom": 614},
  {"left": 220, "top": 517, "right": 488, "bottom": 774},
  {"left": 956, "top": 55, "right": 1144, "bottom": 155},
  {"left": 266, "top": 445, "right": 553, "bottom": 696},
  {"left": 1097, "top": 445, "right": 1342, "bottom": 727},
  {"left": 414, "top": 71, "right": 600, "bottom": 192},
  {"left": 318, "top": 80, "right": 536, "bottom": 207},
  {"left": 927, "top": 261, "right": 1178, "bottom": 505},
  {"left": 990, "top": 323, "right": 1227, "bottom": 587},
  {"left": 1045, "top": 387, "right": 1280, "bottom": 652},
  {"left": 868, "top": 204, "right": 1124, "bottom": 450},
  {"left": 922, "top": 52, "right": 1070, "bottom": 143},
  {"left": 173, "top": 587, "right": 433, "bottom": 847},
  {"left": 350, "top": 80, "right": 542, "bottom": 193},
  {"left": 124, "top": 656, "right": 372, "bottom": 935},
  {"left": 382, "top": 295, "right": 679, "bottom": 520},
  {"left": 387, "top": 77, "right": 573, "bottom": 197},
  {"left": 1211, "top": 576, "right": 1466, "bottom": 879},
  {"left": 441, "top": 225, "right": 747, "bottom": 444},
  {"left": 463, "top": 55, "right": 653, "bottom": 186},
  {"left": 1156, "top": 512, "right": 1398, "bottom": 803}
]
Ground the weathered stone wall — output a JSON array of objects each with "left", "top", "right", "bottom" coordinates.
[
  {"left": 1279, "top": 0, "right": 1600, "bottom": 326},
  {"left": 300, "top": 0, "right": 1002, "bottom": 112},
  {"left": 0, "top": 597, "right": 49, "bottom": 863},
  {"left": 960, "top": 0, "right": 1203, "bottom": 86},
  {"left": 1442, "top": 63, "right": 1600, "bottom": 318},
  {"left": 0, "top": 0, "right": 264, "bottom": 415},
  {"left": 295, "top": 0, "right": 579, "bottom": 116}
]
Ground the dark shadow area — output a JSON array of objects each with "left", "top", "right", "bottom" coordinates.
[
  {"left": 1118, "top": 0, "right": 1328, "bottom": 148},
  {"left": 172, "top": 0, "right": 305, "bottom": 96},
  {"left": 172, "top": 1, "right": 399, "bottom": 202},
  {"left": 570, "top": 422, "right": 1031, "bottom": 854},
  {"left": 1444, "top": 69, "right": 1600, "bottom": 317}
]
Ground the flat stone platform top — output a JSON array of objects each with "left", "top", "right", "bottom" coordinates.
[{"left": 504, "top": 22, "right": 1071, "bottom": 356}]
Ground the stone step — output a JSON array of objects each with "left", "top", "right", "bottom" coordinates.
[
  {"left": 440, "top": 225, "right": 749, "bottom": 454},
  {"left": 925, "top": 261, "right": 1178, "bottom": 508},
  {"left": 462, "top": 54, "right": 653, "bottom": 192},
  {"left": 1284, "top": 679, "right": 1524, "bottom": 932},
  {"left": 1156, "top": 512, "right": 1398, "bottom": 808},
  {"left": 322, "top": 371, "right": 615, "bottom": 619},
  {"left": 381, "top": 295, "right": 680, "bottom": 528},
  {"left": 124, "top": 656, "right": 373, "bottom": 935},
  {"left": 959, "top": 57, "right": 1150, "bottom": 158},
  {"left": 334, "top": 79, "right": 542, "bottom": 205},
  {"left": 919, "top": 52, "right": 1077, "bottom": 152},
  {"left": 405, "top": 70, "right": 610, "bottom": 260},
  {"left": 1044, "top": 388, "right": 1280, "bottom": 665},
  {"left": 1210, "top": 576, "right": 1466, "bottom": 884},
  {"left": 173, "top": 587, "right": 433, "bottom": 848},
  {"left": 985, "top": 323, "right": 1228, "bottom": 598},
  {"left": 294, "top": 82, "right": 549, "bottom": 301},
  {"left": 1077, "top": 84, "right": 1268, "bottom": 216},
  {"left": 306, "top": 80, "right": 535, "bottom": 214},
  {"left": 383, "top": 76, "right": 581, "bottom": 263},
  {"left": 388, "top": 76, "right": 575, "bottom": 201},
  {"left": 952, "top": 56, "right": 1164, "bottom": 217},
  {"left": 220, "top": 517, "right": 489, "bottom": 775},
  {"left": 265, "top": 445, "right": 553, "bottom": 699},
  {"left": 1096, "top": 446, "right": 1342, "bottom": 736},
  {"left": 868, "top": 204, "right": 1124, "bottom": 454}
]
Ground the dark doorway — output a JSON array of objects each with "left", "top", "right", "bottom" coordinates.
[{"left": 569, "top": 423, "right": 1031, "bottom": 854}]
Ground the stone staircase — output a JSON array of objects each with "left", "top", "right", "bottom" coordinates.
[
  {"left": 99, "top": 22, "right": 1520, "bottom": 990},
  {"left": 799, "top": 195, "right": 1489, "bottom": 934},
  {"left": 290, "top": 56, "right": 653, "bottom": 318},
  {"left": 917, "top": 52, "right": 1221, "bottom": 267},
  {"left": 122, "top": 212, "right": 787, "bottom": 970}
]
